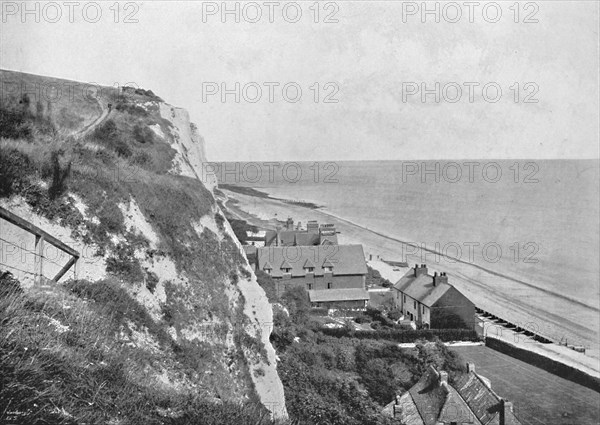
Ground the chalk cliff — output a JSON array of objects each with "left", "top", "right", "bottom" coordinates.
[{"left": 0, "top": 69, "right": 286, "bottom": 419}]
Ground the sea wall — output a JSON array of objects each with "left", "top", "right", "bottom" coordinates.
[{"left": 486, "top": 336, "right": 600, "bottom": 393}]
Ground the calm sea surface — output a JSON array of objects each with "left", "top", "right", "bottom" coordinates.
[{"left": 218, "top": 159, "right": 600, "bottom": 312}]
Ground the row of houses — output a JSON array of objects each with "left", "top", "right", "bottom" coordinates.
[
  {"left": 245, "top": 218, "right": 369, "bottom": 308},
  {"left": 392, "top": 264, "right": 475, "bottom": 329},
  {"left": 244, "top": 218, "right": 475, "bottom": 327},
  {"left": 257, "top": 218, "right": 339, "bottom": 247}
]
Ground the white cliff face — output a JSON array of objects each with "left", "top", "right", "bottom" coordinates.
[
  {"left": 159, "top": 103, "right": 218, "bottom": 191},
  {"left": 157, "top": 102, "right": 288, "bottom": 419}
]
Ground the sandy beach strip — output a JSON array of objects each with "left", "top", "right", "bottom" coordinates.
[{"left": 220, "top": 188, "right": 600, "bottom": 371}]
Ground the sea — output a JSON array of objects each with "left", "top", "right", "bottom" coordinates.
[{"left": 216, "top": 159, "right": 600, "bottom": 346}]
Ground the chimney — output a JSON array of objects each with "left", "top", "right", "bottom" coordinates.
[
  {"left": 438, "top": 371, "right": 448, "bottom": 385},
  {"left": 275, "top": 226, "right": 281, "bottom": 246},
  {"left": 499, "top": 399, "right": 513, "bottom": 425},
  {"left": 307, "top": 220, "right": 319, "bottom": 233},
  {"left": 414, "top": 263, "right": 428, "bottom": 277},
  {"left": 286, "top": 217, "right": 294, "bottom": 230},
  {"left": 433, "top": 272, "right": 448, "bottom": 287},
  {"left": 393, "top": 404, "right": 403, "bottom": 418},
  {"left": 466, "top": 362, "right": 476, "bottom": 373}
]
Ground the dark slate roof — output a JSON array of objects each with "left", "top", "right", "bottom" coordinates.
[
  {"left": 408, "top": 368, "right": 451, "bottom": 425},
  {"left": 308, "top": 288, "right": 370, "bottom": 302},
  {"left": 396, "top": 367, "right": 522, "bottom": 425},
  {"left": 295, "top": 232, "right": 321, "bottom": 246},
  {"left": 454, "top": 372, "right": 522, "bottom": 425},
  {"left": 265, "top": 230, "right": 277, "bottom": 246},
  {"left": 256, "top": 245, "right": 367, "bottom": 278},
  {"left": 279, "top": 231, "right": 297, "bottom": 246},
  {"left": 383, "top": 393, "right": 424, "bottom": 424},
  {"left": 266, "top": 230, "right": 322, "bottom": 247},
  {"left": 393, "top": 270, "right": 452, "bottom": 307},
  {"left": 265, "top": 230, "right": 297, "bottom": 246}
]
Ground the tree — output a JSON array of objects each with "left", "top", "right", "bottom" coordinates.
[{"left": 281, "top": 285, "right": 311, "bottom": 324}]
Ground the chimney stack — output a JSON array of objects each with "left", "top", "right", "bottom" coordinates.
[
  {"left": 438, "top": 371, "right": 448, "bottom": 385},
  {"left": 414, "top": 263, "right": 428, "bottom": 277},
  {"left": 433, "top": 272, "right": 448, "bottom": 287},
  {"left": 499, "top": 399, "right": 513, "bottom": 425},
  {"left": 467, "top": 362, "right": 475, "bottom": 373}
]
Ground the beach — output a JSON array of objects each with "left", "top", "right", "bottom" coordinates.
[{"left": 220, "top": 187, "right": 600, "bottom": 373}]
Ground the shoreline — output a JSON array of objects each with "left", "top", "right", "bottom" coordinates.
[{"left": 219, "top": 187, "right": 600, "bottom": 371}]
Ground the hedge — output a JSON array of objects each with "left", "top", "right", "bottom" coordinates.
[{"left": 321, "top": 327, "right": 480, "bottom": 343}]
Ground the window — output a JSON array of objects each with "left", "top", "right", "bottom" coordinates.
[
  {"left": 403, "top": 294, "right": 406, "bottom": 303},
  {"left": 422, "top": 305, "right": 425, "bottom": 314},
  {"left": 306, "top": 267, "right": 314, "bottom": 273},
  {"left": 265, "top": 269, "right": 271, "bottom": 275},
  {"left": 283, "top": 268, "right": 291, "bottom": 273},
  {"left": 324, "top": 266, "right": 333, "bottom": 272},
  {"left": 327, "top": 282, "right": 332, "bottom": 289},
  {"left": 414, "top": 301, "right": 417, "bottom": 309},
  {"left": 308, "top": 283, "right": 312, "bottom": 290}
]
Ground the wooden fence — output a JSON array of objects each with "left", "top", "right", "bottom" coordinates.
[{"left": 0, "top": 206, "right": 79, "bottom": 285}]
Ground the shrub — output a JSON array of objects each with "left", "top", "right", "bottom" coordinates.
[
  {"left": 0, "top": 107, "right": 31, "bottom": 139},
  {"left": 133, "top": 124, "right": 155, "bottom": 144},
  {"left": 0, "top": 147, "right": 33, "bottom": 198},
  {"left": 146, "top": 270, "right": 159, "bottom": 293},
  {"left": 229, "top": 218, "right": 258, "bottom": 244},
  {"left": 365, "top": 266, "right": 393, "bottom": 288},
  {"left": 354, "top": 314, "right": 372, "bottom": 324},
  {"left": 256, "top": 270, "right": 278, "bottom": 303},
  {"left": 131, "top": 150, "right": 152, "bottom": 167},
  {"left": 105, "top": 243, "right": 144, "bottom": 283},
  {"left": 90, "top": 119, "right": 132, "bottom": 158},
  {"left": 387, "top": 309, "right": 403, "bottom": 321},
  {"left": 48, "top": 150, "right": 71, "bottom": 200},
  {"left": 0, "top": 271, "right": 22, "bottom": 297},
  {"left": 281, "top": 286, "right": 311, "bottom": 324}
]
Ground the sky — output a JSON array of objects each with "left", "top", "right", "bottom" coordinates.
[{"left": 1, "top": 0, "right": 599, "bottom": 161}]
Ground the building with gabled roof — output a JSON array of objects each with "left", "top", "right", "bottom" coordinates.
[
  {"left": 383, "top": 363, "right": 522, "bottom": 425},
  {"left": 264, "top": 218, "right": 339, "bottom": 247},
  {"left": 392, "top": 264, "right": 475, "bottom": 329},
  {"left": 255, "top": 244, "right": 369, "bottom": 308}
]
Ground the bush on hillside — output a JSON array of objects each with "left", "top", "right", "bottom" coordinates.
[
  {"left": 281, "top": 286, "right": 311, "bottom": 324},
  {"left": 0, "top": 271, "right": 22, "bottom": 297},
  {"left": 256, "top": 270, "right": 278, "bottom": 303},
  {"left": 366, "top": 265, "right": 393, "bottom": 288},
  {"left": 0, "top": 147, "right": 33, "bottom": 198},
  {"left": 91, "top": 119, "right": 132, "bottom": 158},
  {"left": 0, "top": 107, "right": 32, "bottom": 139},
  {"left": 133, "top": 124, "right": 155, "bottom": 144},
  {"left": 48, "top": 150, "right": 71, "bottom": 200},
  {"left": 229, "top": 218, "right": 258, "bottom": 244}
]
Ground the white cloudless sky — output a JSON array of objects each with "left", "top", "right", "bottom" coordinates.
[{"left": 1, "top": 0, "right": 598, "bottom": 161}]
